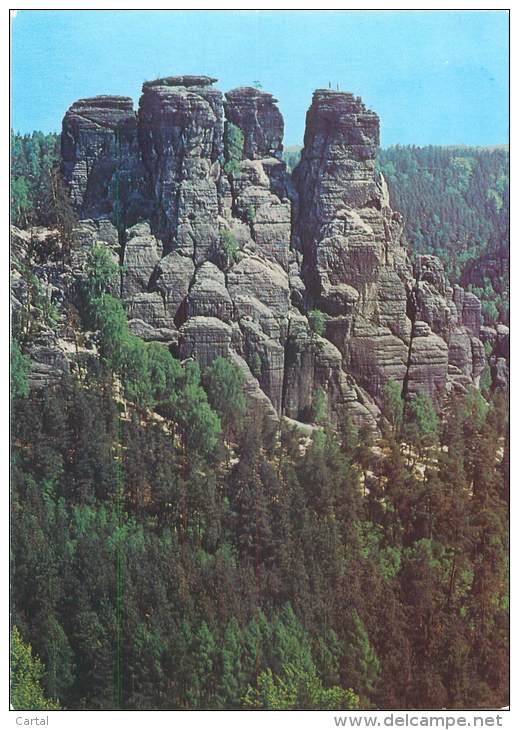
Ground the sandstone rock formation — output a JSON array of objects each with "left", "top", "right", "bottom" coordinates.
[
  {"left": 121, "top": 222, "right": 162, "bottom": 296},
  {"left": 62, "top": 96, "right": 148, "bottom": 224},
  {"left": 294, "top": 92, "right": 411, "bottom": 339},
  {"left": 33, "top": 76, "right": 493, "bottom": 427},
  {"left": 138, "top": 77, "right": 223, "bottom": 260},
  {"left": 224, "top": 87, "right": 284, "bottom": 160}
]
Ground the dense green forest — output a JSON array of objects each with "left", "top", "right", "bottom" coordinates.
[
  {"left": 11, "top": 246, "right": 509, "bottom": 710},
  {"left": 11, "top": 132, "right": 60, "bottom": 228},
  {"left": 11, "top": 132, "right": 509, "bottom": 710}
]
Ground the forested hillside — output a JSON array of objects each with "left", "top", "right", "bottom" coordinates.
[
  {"left": 11, "top": 132, "right": 60, "bottom": 228},
  {"left": 377, "top": 146, "right": 509, "bottom": 326},
  {"left": 10, "top": 83, "right": 509, "bottom": 712},
  {"left": 11, "top": 286, "right": 509, "bottom": 709},
  {"left": 10, "top": 231, "right": 510, "bottom": 710}
]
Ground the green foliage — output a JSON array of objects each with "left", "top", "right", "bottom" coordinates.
[
  {"left": 358, "top": 522, "right": 401, "bottom": 582},
  {"left": 90, "top": 294, "right": 129, "bottom": 370},
  {"left": 11, "top": 339, "right": 30, "bottom": 400},
  {"left": 11, "top": 371, "right": 509, "bottom": 709},
  {"left": 85, "top": 243, "right": 120, "bottom": 300},
  {"left": 461, "top": 387, "right": 488, "bottom": 429},
  {"left": 382, "top": 380, "right": 404, "bottom": 432},
  {"left": 11, "top": 176, "right": 31, "bottom": 225},
  {"left": 11, "top": 626, "right": 60, "bottom": 710},
  {"left": 219, "top": 228, "right": 240, "bottom": 266},
  {"left": 11, "top": 131, "right": 60, "bottom": 228},
  {"left": 242, "top": 605, "right": 359, "bottom": 710},
  {"left": 174, "top": 362, "right": 222, "bottom": 456},
  {"left": 202, "top": 357, "right": 246, "bottom": 438},
  {"left": 311, "top": 387, "right": 327, "bottom": 425},
  {"left": 11, "top": 130, "right": 77, "bottom": 257},
  {"left": 121, "top": 338, "right": 154, "bottom": 407},
  {"left": 216, "top": 618, "right": 245, "bottom": 708},
  {"left": 146, "top": 342, "right": 183, "bottom": 402},
  {"left": 87, "top": 296, "right": 221, "bottom": 454},
  {"left": 481, "top": 299, "right": 499, "bottom": 325},
  {"left": 38, "top": 616, "right": 74, "bottom": 701},
  {"left": 223, "top": 122, "right": 244, "bottom": 174},
  {"left": 308, "top": 308, "right": 326, "bottom": 336},
  {"left": 377, "top": 145, "right": 509, "bottom": 326},
  {"left": 243, "top": 664, "right": 359, "bottom": 710},
  {"left": 405, "top": 392, "right": 438, "bottom": 443},
  {"left": 249, "top": 351, "right": 262, "bottom": 378},
  {"left": 341, "top": 609, "right": 381, "bottom": 698}
]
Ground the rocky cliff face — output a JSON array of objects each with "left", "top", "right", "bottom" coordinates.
[
  {"left": 224, "top": 87, "right": 284, "bottom": 160},
  {"left": 291, "top": 90, "right": 486, "bottom": 406},
  {"left": 30, "top": 77, "right": 489, "bottom": 427},
  {"left": 61, "top": 96, "right": 149, "bottom": 225},
  {"left": 138, "top": 76, "right": 223, "bottom": 259}
]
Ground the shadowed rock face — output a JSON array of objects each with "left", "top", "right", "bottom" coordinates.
[
  {"left": 62, "top": 96, "right": 148, "bottom": 223},
  {"left": 121, "top": 222, "right": 162, "bottom": 297},
  {"left": 56, "top": 77, "right": 489, "bottom": 425},
  {"left": 224, "top": 87, "right": 284, "bottom": 160}
]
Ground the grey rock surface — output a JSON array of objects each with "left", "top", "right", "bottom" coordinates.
[
  {"left": 125, "top": 291, "right": 176, "bottom": 330},
  {"left": 62, "top": 96, "right": 148, "bottom": 223},
  {"left": 149, "top": 252, "right": 195, "bottom": 324},
  {"left": 25, "top": 330, "right": 70, "bottom": 388},
  {"left": 122, "top": 222, "right": 162, "bottom": 296},
  {"left": 45, "top": 78, "right": 499, "bottom": 427},
  {"left": 224, "top": 87, "right": 284, "bottom": 160},
  {"left": 70, "top": 219, "right": 120, "bottom": 270},
  {"left": 138, "top": 79, "right": 223, "bottom": 258},
  {"left": 186, "top": 262, "right": 233, "bottom": 322},
  {"left": 178, "top": 316, "right": 233, "bottom": 367},
  {"left": 407, "top": 331, "right": 449, "bottom": 404}
]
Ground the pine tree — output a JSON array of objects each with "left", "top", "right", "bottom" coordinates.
[{"left": 11, "top": 626, "right": 60, "bottom": 710}]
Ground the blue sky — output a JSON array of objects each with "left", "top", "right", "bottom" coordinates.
[{"left": 11, "top": 10, "right": 509, "bottom": 147}]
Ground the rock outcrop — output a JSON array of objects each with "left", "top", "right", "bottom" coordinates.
[
  {"left": 224, "top": 87, "right": 284, "bottom": 160},
  {"left": 33, "top": 75, "right": 494, "bottom": 429},
  {"left": 148, "top": 252, "right": 195, "bottom": 325},
  {"left": 62, "top": 96, "right": 148, "bottom": 224},
  {"left": 138, "top": 77, "right": 223, "bottom": 259},
  {"left": 121, "top": 222, "right": 162, "bottom": 296},
  {"left": 25, "top": 330, "right": 71, "bottom": 388}
]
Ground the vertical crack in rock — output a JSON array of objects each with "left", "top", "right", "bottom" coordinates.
[
  {"left": 402, "top": 278, "right": 419, "bottom": 401},
  {"left": 281, "top": 313, "right": 292, "bottom": 414}
]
